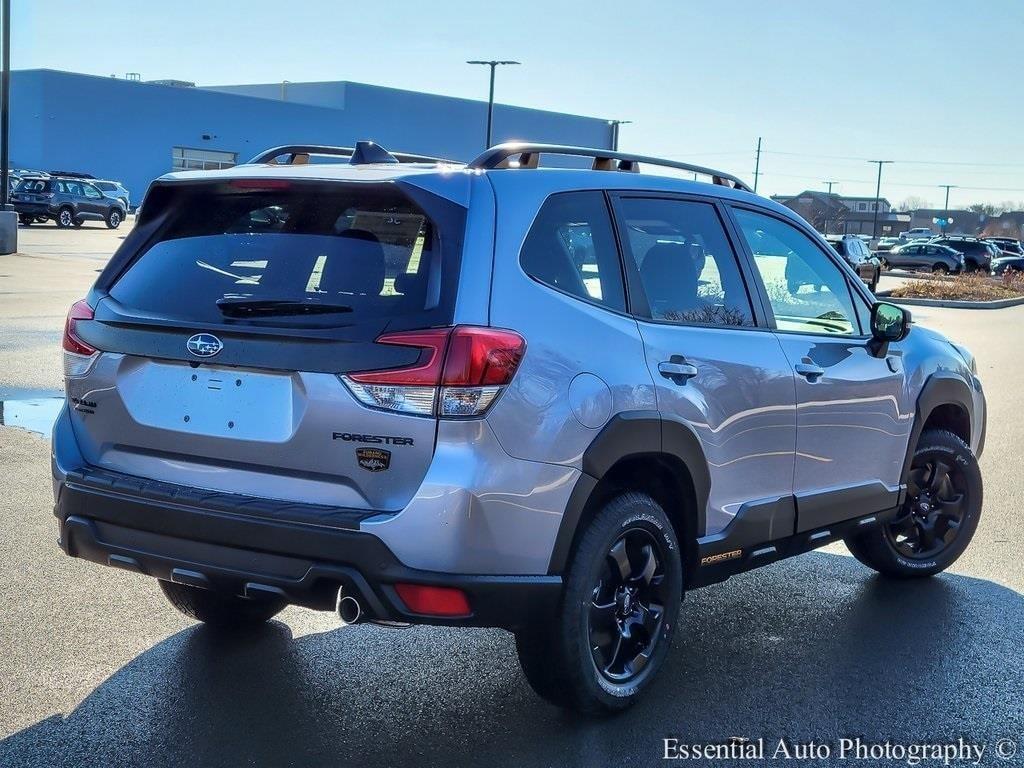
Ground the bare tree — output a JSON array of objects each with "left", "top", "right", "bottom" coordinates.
[
  {"left": 968, "top": 202, "right": 1006, "bottom": 216},
  {"left": 898, "top": 196, "right": 931, "bottom": 212}
]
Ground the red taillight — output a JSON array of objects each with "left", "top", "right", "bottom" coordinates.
[
  {"left": 441, "top": 327, "right": 526, "bottom": 386},
  {"left": 348, "top": 329, "right": 451, "bottom": 386},
  {"left": 393, "top": 583, "right": 471, "bottom": 617},
  {"left": 341, "top": 326, "right": 525, "bottom": 417},
  {"left": 63, "top": 300, "right": 95, "bottom": 355}
]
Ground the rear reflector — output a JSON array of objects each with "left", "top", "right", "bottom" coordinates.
[
  {"left": 393, "top": 583, "right": 471, "bottom": 617},
  {"left": 63, "top": 299, "right": 99, "bottom": 378},
  {"left": 341, "top": 326, "right": 525, "bottom": 418}
]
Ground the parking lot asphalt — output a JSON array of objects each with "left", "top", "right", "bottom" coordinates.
[{"left": 1, "top": 222, "right": 1021, "bottom": 767}]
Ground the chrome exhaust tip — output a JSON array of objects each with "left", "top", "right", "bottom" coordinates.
[{"left": 337, "top": 593, "right": 362, "bottom": 625}]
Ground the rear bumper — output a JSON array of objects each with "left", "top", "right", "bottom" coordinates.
[
  {"left": 13, "top": 203, "right": 54, "bottom": 216},
  {"left": 54, "top": 469, "right": 561, "bottom": 630}
]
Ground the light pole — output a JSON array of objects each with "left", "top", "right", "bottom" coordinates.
[
  {"left": 0, "top": 0, "right": 16, "bottom": 256},
  {"left": 608, "top": 119, "right": 631, "bottom": 151},
  {"left": 868, "top": 160, "right": 894, "bottom": 239},
  {"left": 822, "top": 180, "right": 838, "bottom": 235},
  {"left": 467, "top": 60, "right": 520, "bottom": 149},
  {"left": 1, "top": 0, "right": 10, "bottom": 210},
  {"left": 939, "top": 184, "right": 957, "bottom": 234}
]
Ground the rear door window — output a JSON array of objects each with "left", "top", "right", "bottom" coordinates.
[
  {"left": 109, "top": 181, "right": 461, "bottom": 328},
  {"left": 614, "top": 197, "right": 755, "bottom": 327}
]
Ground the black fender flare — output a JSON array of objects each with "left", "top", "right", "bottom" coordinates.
[
  {"left": 902, "top": 372, "right": 977, "bottom": 479},
  {"left": 546, "top": 411, "right": 711, "bottom": 574}
]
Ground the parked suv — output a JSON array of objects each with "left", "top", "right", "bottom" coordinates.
[
  {"left": 12, "top": 176, "right": 126, "bottom": 228},
  {"left": 884, "top": 242, "right": 964, "bottom": 273},
  {"left": 52, "top": 142, "right": 986, "bottom": 713},
  {"left": 930, "top": 236, "right": 996, "bottom": 272},
  {"left": 93, "top": 179, "right": 131, "bottom": 212},
  {"left": 824, "top": 234, "right": 881, "bottom": 291},
  {"left": 900, "top": 227, "right": 936, "bottom": 242}
]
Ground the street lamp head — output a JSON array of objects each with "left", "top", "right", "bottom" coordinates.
[{"left": 467, "top": 60, "right": 521, "bottom": 66}]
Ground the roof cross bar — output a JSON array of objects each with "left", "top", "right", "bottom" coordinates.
[
  {"left": 468, "top": 143, "right": 754, "bottom": 192},
  {"left": 248, "top": 141, "right": 454, "bottom": 166}
]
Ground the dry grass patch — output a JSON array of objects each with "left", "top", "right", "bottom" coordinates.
[{"left": 889, "top": 271, "right": 1024, "bottom": 302}]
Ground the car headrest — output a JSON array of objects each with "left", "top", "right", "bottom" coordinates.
[
  {"left": 640, "top": 243, "right": 699, "bottom": 317},
  {"left": 324, "top": 229, "right": 385, "bottom": 296}
]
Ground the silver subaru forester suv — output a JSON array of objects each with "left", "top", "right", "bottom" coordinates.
[{"left": 53, "top": 141, "right": 986, "bottom": 712}]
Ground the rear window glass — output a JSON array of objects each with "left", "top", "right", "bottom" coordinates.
[
  {"left": 110, "top": 182, "right": 457, "bottom": 327},
  {"left": 16, "top": 179, "right": 50, "bottom": 193},
  {"left": 95, "top": 182, "right": 116, "bottom": 191}
]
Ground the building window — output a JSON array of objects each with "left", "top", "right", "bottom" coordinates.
[
  {"left": 172, "top": 147, "right": 237, "bottom": 172},
  {"left": 857, "top": 202, "right": 868, "bottom": 212}
]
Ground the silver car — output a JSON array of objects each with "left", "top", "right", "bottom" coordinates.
[
  {"left": 92, "top": 179, "right": 131, "bottom": 212},
  {"left": 52, "top": 141, "right": 986, "bottom": 712},
  {"left": 885, "top": 242, "right": 964, "bottom": 273}
]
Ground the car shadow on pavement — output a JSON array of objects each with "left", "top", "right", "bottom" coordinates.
[{"left": 2, "top": 551, "right": 1022, "bottom": 768}]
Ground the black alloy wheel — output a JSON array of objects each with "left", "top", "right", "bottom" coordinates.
[
  {"left": 885, "top": 456, "right": 966, "bottom": 560},
  {"left": 589, "top": 528, "right": 668, "bottom": 683}
]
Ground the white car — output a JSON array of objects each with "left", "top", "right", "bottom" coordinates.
[
  {"left": 93, "top": 180, "right": 131, "bottom": 212},
  {"left": 900, "top": 227, "right": 935, "bottom": 242}
]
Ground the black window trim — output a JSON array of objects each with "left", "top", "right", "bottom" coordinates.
[
  {"left": 607, "top": 189, "right": 770, "bottom": 332},
  {"left": 724, "top": 202, "right": 874, "bottom": 340}
]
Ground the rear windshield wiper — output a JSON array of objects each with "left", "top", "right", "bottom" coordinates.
[{"left": 216, "top": 298, "right": 354, "bottom": 317}]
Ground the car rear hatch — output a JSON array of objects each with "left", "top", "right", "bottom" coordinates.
[{"left": 64, "top": 175, "right": 469, "bottom": 516}]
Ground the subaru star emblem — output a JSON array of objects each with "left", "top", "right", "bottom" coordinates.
[{"left": 186, "top": 333, "right": 223, "bottom": 358}]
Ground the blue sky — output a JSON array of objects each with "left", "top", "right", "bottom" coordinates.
[{"left": 15, "top": 0, "right": 1024, "bottom": 207}]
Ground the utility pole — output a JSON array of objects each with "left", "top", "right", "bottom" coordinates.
[
  {"left": 822, "top": 180, "right": 838, "bottom": 235},
  {"left": 753, "top": 137, "right": 762, "bottom": 193},
  {"left": 608, "top": 119, "right": 632, "bottom": 151},
  {"left": 939, "top": 184, "right": 957, "bottom": 234},
  {"left": 868, "top": 160, "right": 894, "bottom": 240},
  {"left": 466, "top": 60, "right": 520, "bottom": 149}
]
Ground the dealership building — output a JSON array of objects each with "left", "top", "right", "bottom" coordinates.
[{"left": 11, "top": 69, "right": 613, "bottom": 204}]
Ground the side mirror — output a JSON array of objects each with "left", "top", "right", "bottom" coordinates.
[{"left": 869, "top": 301, "right": 911, "bottom": 355}]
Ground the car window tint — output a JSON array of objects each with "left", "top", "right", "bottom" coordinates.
[
  {"left": 733, "top": 208, "right": 862, "bottom": 336},
  {"left": 519, "top": 191, "right": 626, "bottom": 312},
  {"left": 617, "top": 198, "right": 754, "bottom": 327}
]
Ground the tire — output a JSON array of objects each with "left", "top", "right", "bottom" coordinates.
[
  {"left": 18, "top": 214, "right": 32, "bottom": 226},
  {"left": 515, "top": 492, "right": 683, "bottom": 712},
  {"left": 56, "top": 207, "right": 74, "bottom": 228},
  {"left": 869, "top": 271, "right": 879, "bottom": 294},
  {"left": 158, "top": 580, "right": 286, "bottom": 629},
  {"left": 105, "top": 207, "right": 123, "bottom": 229},
  {"left": 932, "top": 263, "right": 949, "bottom": 274},
  {"left": 844, "top": 429, "right": 982, "bottom": 578}
]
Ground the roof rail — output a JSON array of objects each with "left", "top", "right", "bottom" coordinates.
[
  {"left": 248, "top": 141, "right": 454, "bottom": 166},
  {"left": 468, "top": 143, "right": 754, "bottom": 193}
]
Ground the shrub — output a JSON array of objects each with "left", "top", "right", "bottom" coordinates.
[{"left": 889, "top": 271, "right": 1024, "bottom": 301}]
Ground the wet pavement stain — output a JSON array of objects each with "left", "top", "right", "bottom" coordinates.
[{"left": 0, "top": 397, "right": 63, "bottom": 438}]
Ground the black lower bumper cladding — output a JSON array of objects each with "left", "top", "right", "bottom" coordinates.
[{"left": 55, "top": 468, "right": 560, "bottom": 630}]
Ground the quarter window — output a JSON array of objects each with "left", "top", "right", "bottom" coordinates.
[
  {"left": 616, "top": 197, "right": 754, "bottom": 327},
  {"left": 519, "top": 191, "right": 626, "bottom": 312},
  {"left": 733, "top": 209, "right": 862, "bottom": 336}
]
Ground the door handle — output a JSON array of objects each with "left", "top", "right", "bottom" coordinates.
[
  {"left": 658, "top": 360, "right": 699, "bottom": 384},
  {"left": 794, "top": 362, "right": 825, "bottom": 380}
]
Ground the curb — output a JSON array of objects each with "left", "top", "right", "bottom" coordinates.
[{"left": 881, "top": 294, "right": 1024, "bottom": 310}]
